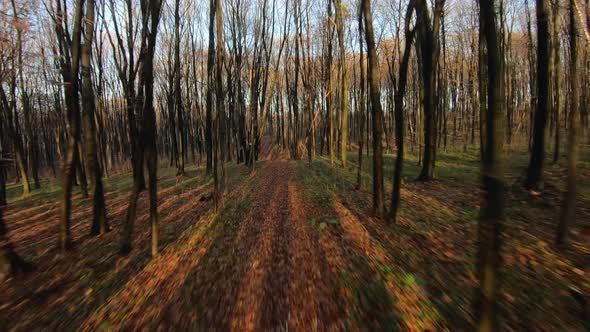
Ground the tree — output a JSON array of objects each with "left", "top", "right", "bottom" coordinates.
[
  {"left": 415, "top": 0, "right": 445, "bottom": 181},
  {"left": 556, "top": 0, "right": 580, "bottom": 245},
  {"left": 551, "top": 0, "right": 561, "bottom": 163},
  {"left": 206, "top": 0, "right": 215, "bottom": 175},
  {"left": 214, "top": 0, "right": 226, "bottom": 203},
  {"left": 525, "top": 0, "right": 551, "bottom": 191},
  {"left": 11, "top": 0, "right": 40, "bottom": 191},
  {"left": 120, "top": 0, "right": 163, "bottom": 256},
  {"left": 173, "top": 0, "right": 185, "bottom": 176},
  {"left": 475, "top": 0, "right": 505, "bottom": 329},
  {"left": 80, "top": 0, "right": 109, "bottom": 235},
  {"left": 334, "top": 0, "right": 349, "bottom": 167},
  {"left": 361, "top": 0, "right": 384, "bottom": 218},
  {"left": 140, "top": 0, "right": 163, "bottom": 257},
  {"left": 389, "top": 1, "right": 416, "bottom": 223},
  {"left": 54, "top": 0, "right": 85, "bottom": 251},
  {"left": 355, "top": 2, "right": 365, "bottom": 190},
  {"left": 0, "top": 84, "right": 30, "bottom": 198}
]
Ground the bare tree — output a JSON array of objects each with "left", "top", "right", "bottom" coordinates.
[
  {"left": 362, "top": 0, "right": 384, "bottom": 218},
  {"left": 475, "top": 0, "right": 505, "bottom": 329},
  {"left": 525, "top": 0, "right": 551, "bottom": 190},
  {"left": 81, "top": 0, "right": 109, "bottom": 235},
  {"left": 556, "top": 0, "right": 580, "bottom": 245},
  {"left": 389, "top": 0, "right": 416, "bottom": 223}
]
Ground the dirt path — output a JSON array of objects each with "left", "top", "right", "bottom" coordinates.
[{"left": 126, "top": 160, "right": 347, "bottom": 330}]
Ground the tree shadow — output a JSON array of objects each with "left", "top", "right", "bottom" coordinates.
[{"left": 0, "top": 169, "right": 213, "bottom": 330}]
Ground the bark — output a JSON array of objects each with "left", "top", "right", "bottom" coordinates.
[
  {"left": 556, "top": 0, "right": 579, "bottom": 245},
  {"left": 475, "top": 0, "right": 505, "bottom": 329},
  {"left": 389, "top": 2, "right": 415, "bottom": 223},
  {"left": 81, "top": 0, "right": 109, "bottom": 236},
  {"left": 356, "top": 6, "right": 365, "bottom": 190},
  {"left": 174, "top": 0, "right": 185, "bottom": 176},
  {"left": 415, "top": 0, "right": 445, "bottom": 181},
  {"left": 215, "top": 0, "right": 226, "bottom": 198},
  {"left": 0, "top": 85, "right": 30, "bottom": 197},
  {"left": 57, "top": 0, "right": 85, "bottom": 251},
  {"left": 362, "top": 0, "right": 384, "bottom": 218},
  {"left": 334, "top": 0, "right": 348, "bottom": 167},
  {"left": 551, "top": 0, "right": 561, "bottom": 163},
  {"left": 206, "top": 0, "right": 215, "bottom": 174},
  {"left": 326, "top": 0, "right": 335, "bottom": 164},
  {"left": 11, "top": 0, "right": 40, "bottom": 190},
  {"left": 525, "top": 0, "right": 551, "bottom": 190}
]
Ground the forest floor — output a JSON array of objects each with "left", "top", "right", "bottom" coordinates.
[{"left": 1, "top": 140, "right": 589, "bottom": 331}]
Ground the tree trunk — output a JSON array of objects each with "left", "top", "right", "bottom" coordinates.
[
  {"left": 206, "top": 0, "right": 216, "bottom": 175},
  {"left": 362, "top": 0, "right": 384, "bottom": 218},
  {"left": 57, "top": 0, "right": 85, "bottom": 252},
  {"left": 475, "top": 0, "right": 505, "bottom": 329},
  {"left": 556, "top": 0, "right": 579, "bottom": 245},
  {"left": 551, "top": 0, "right": 561, "bottom": 164},
  {"left": 334, "top": 0, "right": 348, "bottom": 167},
  {"left": 415, "top": 0, "right": 445, "bottom": 181},
  {"left": 525, "top": 0, "right": 551, "bottom": 191},
  {"left": 389, "top": 2, "right": 415, "bottom": 223},
  {"left": 174, "top": 0, "right": 185, "bottom": 176},
  {"left": 356, "top": 7, "right": 365, "bottom": 190},
  {"left": 81, "top": 0, "right": 109, "bottom": 236}
]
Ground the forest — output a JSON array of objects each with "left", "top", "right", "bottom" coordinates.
[{"left": 0, "top": 0, "right": 589, "bottom": 330}]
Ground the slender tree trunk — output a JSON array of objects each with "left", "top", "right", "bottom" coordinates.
[
  {"left": 356, "top": 8, "right": 365, "bottom": 190},
  {"left": 556, "top": 0, "right": 579, "bottom": 245},
  {"left": 206, "top": 0, "right": 215, "bottom": 175},
  {"left": 0, "top": 86, "right": 30, "bottom": 197},
  {"left": 81, "top": 0, "right": 108, "bottom": 236},
  {"left": 334, "top": 0, "right": 348, "bottom": 167},
  {"left": 475, "top": 0, "right": 505, "bottom": 329},
  {"left": 389, "top": 3, "right": 415, "bottom": 223},
  {"left": 415, "top": 0, "right": 445, "bottom": 181},
  {"left": 326, "top": 0, "right": 335, "bottom": 165},
  {"left": 11, "top": 0, "right": 40, "bottom": 190},
  {"left": 174, "top": 0, "right": 185, "bottom": 176},
  {"left": 215, "top": 0, "right": 226, "bottom": 196},
  {"left": 58, "top": 0, "right": 85, "bottom": 252},
  {"left": 551, "top": 0, "right": 561, "bottom": 163},
  {"left": 525, "top": 0, "right": 551, "bottom": 190},
  {"left": 362, "top": 0, "right": 384, "bottom": 218}
]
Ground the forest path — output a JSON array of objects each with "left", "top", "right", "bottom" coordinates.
[{"left": 148, "top": 158, "right": 347, "bottom": 330}]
